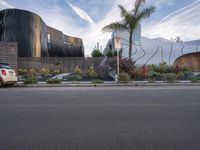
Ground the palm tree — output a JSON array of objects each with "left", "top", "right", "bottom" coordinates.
[{"left": 102, "top": 0, "right": 155, "bottom": 60}]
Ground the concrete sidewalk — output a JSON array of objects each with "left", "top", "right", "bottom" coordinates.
[{"left": 16, "top": 81, "right": 200, "bottom": 87}]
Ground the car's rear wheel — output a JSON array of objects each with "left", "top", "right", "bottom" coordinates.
[{"left": 6, "top": 84, "right": 15, "bottom": 87}]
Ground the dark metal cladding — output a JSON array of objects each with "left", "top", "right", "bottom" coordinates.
[
  {"left": 63, "top": 35, "right": 84, "bottom": 57},
  {"left": 47, "top": 26, "right": 84, "bottom": 57},
  {"left": 0, "top": 9, "right": 84, "bottom": 57},
  {"left": 0, "top": 9, "right": 48, "bottom": 57}
]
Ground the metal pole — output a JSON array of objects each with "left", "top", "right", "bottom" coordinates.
[{"left": 117, "top": 50, "right": 120, "bottom": 82}]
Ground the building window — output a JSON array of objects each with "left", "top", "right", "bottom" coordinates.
[{"left": 47, "top": 33, "right": 51, "bottom": 43}]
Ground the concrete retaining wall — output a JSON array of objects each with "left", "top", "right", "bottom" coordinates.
[{"left": 0, "top": 42, "right": 18, "bottom": 70}]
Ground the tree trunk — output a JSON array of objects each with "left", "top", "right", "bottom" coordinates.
[{"left": 129, "top": 32, "right": 133, "bottom": 61}]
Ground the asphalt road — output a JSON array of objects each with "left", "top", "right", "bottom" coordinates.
[{"left": 0, "top": 87, "right": 200, "bottom": 150}]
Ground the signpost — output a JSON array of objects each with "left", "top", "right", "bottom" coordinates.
[{"left": 114, "top": 36, "right": 121, "bottom": 82}]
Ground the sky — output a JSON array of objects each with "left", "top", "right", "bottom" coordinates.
[{"left": 0, "top": 0, "right": 200, "bottom": 56}]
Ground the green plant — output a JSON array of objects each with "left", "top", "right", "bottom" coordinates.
[
  {"left": 176, "top": 72, "right": 185, "bottom": 80},
  {"left": 148, "top": 62, "right": 174, "bottom": 74},
  {"left": 133, "top": 67, "right": 143, "bottom": 80},
  {"left": 64, "top": 75, "right": 82, "bottom": 81},
  {"left": 28, "top": 68, "right": 36, "bottom": 75},
  {"left": 52, "top": 69, "right": 61, "bottom": 75},
  {"left": 18, "top": 68, "right": 28, "bottom": 75},
  {"left": 120, "top": 58, "right": 135, "bottom": 78},
  {"left": 87, "top": 66, "right": 97, "bottom": 79},
  {"left": 106, "top": 50, "right": 114, "bottom": 57},
  {"left": 91, "top": 49, "right": 103, "bottom": 57},
  {"left": 147, "top": 71, "right": 160, "bottom": 80},
  {"left": 102, "top": 1, "right": 155, "bottom": 60},
  {"left": 190, "top": 77, "right": 200, "bottom": 83},
  {"left": 23, "top": 75, "right": 38, "bottom": 84},
  {"left": 183, "top": 71, "right": 194, "bottom": 80},
  {"left": 92, "top": 79, "right": 104, "bottom": 84},
  {"left": 119, "top": 72, "right": 130, "bottom": 83},
  {"left": 47, "top": 78, "right": 61, "bottom": 84},
  {"left": 164, "top": 73, "right": 177, "bottom": 83},
  {"left": 40, "top": 68, "right": 50, "bottom": 75},
  {"left": 74, "top": 66, "right": 82, "bottom": 76}
]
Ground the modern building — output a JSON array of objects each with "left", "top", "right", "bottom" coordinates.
[
  {"left": 174, "top": 52, "right": 200, "bottom": 72},
  {"left": 104, "top": 25, "right": 141, "bottom": 55},
  {"left": 0, "top": 9, "right": 84, "bottom": 58},
  {"left": 104, "top": 25, "right": 200, "bottom": 65}
]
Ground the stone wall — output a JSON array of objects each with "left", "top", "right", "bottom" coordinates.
[
  {"left": 0, "top": 42, "right": 18, "bottom": 70},
  {"left": 174, "top": 52, "right": 200, "bottom": 72}
]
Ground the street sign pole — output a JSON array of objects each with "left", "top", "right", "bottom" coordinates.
[
  {"left": 117, "top": 49, "right": 120, "bottom": 82},
  {"left": 114, "top": 35, "right": 121, "bottom": 82}
]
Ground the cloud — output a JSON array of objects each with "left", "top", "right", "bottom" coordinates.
[
  {"left": 160, "top": 0, "right": 200, "bottom": 23},
  {"left": 143, "top": 0, "right": 200, "bottom": 41},
  {"left": 77, "top": 0, "right": 136, "bottom": 55},
  {"left": 155, "top": 0, "right": 174, "bottom": 8},
  {"left": 0, "top": 0, "right": 14, "bottom": 9},
  {"left": 0, "top": 0, "right": 138, "bottom": 56},
  {"left": 66, "top": 1, "right": 95, "bottom": 25}
]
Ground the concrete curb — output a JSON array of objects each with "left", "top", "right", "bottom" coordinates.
[{"left": 16, "top": 82, "right": 200, "bottom": 87}]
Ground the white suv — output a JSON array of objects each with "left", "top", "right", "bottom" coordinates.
[{"left": 0, "top": 63, "right": 18, "bottom": 87}]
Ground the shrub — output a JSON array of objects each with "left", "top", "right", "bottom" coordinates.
[
  {"left": 52, "top": 69, "right": 61, "bottom": 75},
  {"left": 133, "top": 67, "right": 143, "bottom": 80},
  {"left": 147, "top": 71, "right": 160, "bottom": 80},
  {"left": 64, "top": 75, "right": 82, "bottom": 81},
  {"left": 40, "top": 68, "right": 50, "bottom": 75},
  {"left": 91, "top": 49, "right": 103, "bottom": 57},
  {"left": 74, "top": 66, "right": 82, "bottom": 76},
  {"left": 47, "top": 78, "right": 61, "bottom": 84},
  {"left": 164, "top": 73, "right": 177, "bottom": 83},
  {"left": 87, "top": 66, "right": 97, "bottom": 79},
  {"left": 23, "top": 75, "right": 38, "bottom": 84},
  {"left": 183, "top": 71, "right": 194, "bottom": 80},
  {"left": 176, "top": 72, "right": 185, "bottom": 80},
  {"left": 148, "top": 62, "right": 175, "bottom": 74},
  {"left": 190, "top": 77, "right": 200, "bottom": 83},
  {"left": 28, "top": 68, "right": 36, "bottom": 75},
  {"left": 106, "top": 50, "right": 114, "bottom": 57},
  {"left": 18, "top": 68, "right": 28, "bottom": 75},
  {"left": 177, "top": 71, "right": 194, "bottom": 80},
  {"left": 119, "top": 72, "right": 130, "bottom": 83},
  {"left": 120, "top": 58, "right": 135, "bottom": 78},
  {"left": 92, "top": 79, "right": 104, "bottom": 84}
]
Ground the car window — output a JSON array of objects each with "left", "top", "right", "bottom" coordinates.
[{"left": 0, "top": 64, "right": 12, "bottom": 69}]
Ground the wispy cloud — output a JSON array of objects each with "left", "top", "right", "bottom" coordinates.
[
  {"left": 155, "top": 0, "right": 174, "bottom": 8},
  {"left": 144, "top": 0, "right": 200, "bottom": 41},
  {"left": 76, "top": 0, "right": 136, "bottom": 55},
  {"left": 160, "top": 0, "right": 200, "bottom": 23},
  {"left": 66, "top": 1, "right": 95, "bottom": 25},
  {"left": 0, "top": 0, "right": 14, "bottom": 9}
]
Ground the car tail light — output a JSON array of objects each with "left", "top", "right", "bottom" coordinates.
[
  {"left": 14, "top": 69, "right": 16, "bottom": 75},
  {"left": 1, "top": 69, "right": 6, "bottom": 76}
]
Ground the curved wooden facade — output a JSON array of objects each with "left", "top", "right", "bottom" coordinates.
[
  {"left": 0, "top": 9, "right": 84, "bottom": 57},
  {"left": 174, "top": 52, "right": 200, "bottom": 71}
]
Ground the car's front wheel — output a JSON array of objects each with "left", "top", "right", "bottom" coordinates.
[{"left": 0, "top": 80, "right": 3, "bottom": 87}]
